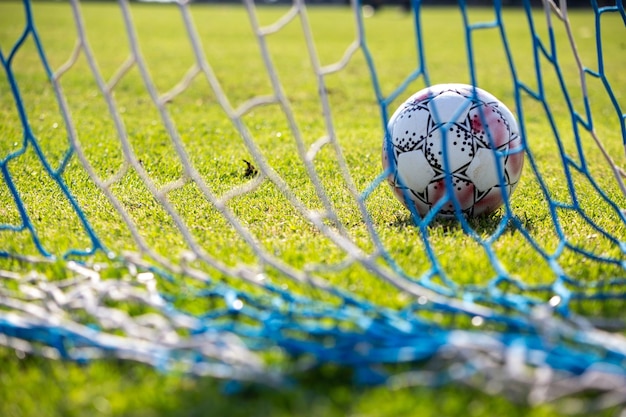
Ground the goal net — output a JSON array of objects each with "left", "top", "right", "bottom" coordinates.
[{"left": 1, "top": 0, "right": 625, "bottom": 408}]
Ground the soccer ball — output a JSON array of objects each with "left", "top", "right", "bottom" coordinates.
[{"left": 382, "top": 83, "right": 524, "bottom": 218}]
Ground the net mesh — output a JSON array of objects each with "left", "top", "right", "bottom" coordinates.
[{"left": 1, "top": 0, "right": 626, "bottom": 409}]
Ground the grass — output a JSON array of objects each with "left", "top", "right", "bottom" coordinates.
[
  {"left": 0, "top": 347, "right": 567, "bottom": 417},
  {"left": 1, "top": 1, "right": 625, "bottom": 416}
]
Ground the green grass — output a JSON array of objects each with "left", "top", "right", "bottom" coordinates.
[
  {"left": 0, "top": 348, "right": 569, "bottom": 417},
  {"left": 1, "top": 1, "right": 625, "bottom": 416}
]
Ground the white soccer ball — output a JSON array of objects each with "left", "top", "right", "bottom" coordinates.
[{"left": 382, "top": 83, "right": 524, "bottom": 218}]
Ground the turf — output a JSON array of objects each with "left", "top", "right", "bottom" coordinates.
[{"left": 1, "top": 1, "right": 625, "bottom": 416}]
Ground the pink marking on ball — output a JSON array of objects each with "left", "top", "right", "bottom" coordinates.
[
  {"left": 472, "top": 105, "right": 510, "bottom": 148},
  {"left": 506, "top": 136, "right": 524, "bottom": 179},
  {"left": 428, "top": 179, "right": 447, "bottom": 205},
  {"left": 455, "top": 179, "right": 476, "bottom": 210},
  {"left": 471, "top": 114, "right": 483, "bottom": 133},
  {"left": 424, "top": 177, "right": 475, "bottom": 216},
  {"left": 474, "top": 188, "right": 505, "bottom": 216}
]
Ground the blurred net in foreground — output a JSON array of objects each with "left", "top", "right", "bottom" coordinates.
[{"left": 1, "top": 0, "right": 626, "bottom": 411}]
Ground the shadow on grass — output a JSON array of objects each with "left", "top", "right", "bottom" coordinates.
[{"left": 388, "top": 207, "right": 530, "bottom": 238}]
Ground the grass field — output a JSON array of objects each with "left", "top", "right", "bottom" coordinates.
[{"left": 1, "top": 1, "right": 626, "bottom": 416}]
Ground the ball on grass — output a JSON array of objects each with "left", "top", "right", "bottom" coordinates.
[{"left": 382, "top": 83, "right": 524, "bottom": 218}]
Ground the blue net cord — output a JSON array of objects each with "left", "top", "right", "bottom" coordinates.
[
  {"left": 1, "top": 0, "right": 103, "bottom": 259},
  {"left": 1, "top": 0, "right": 626, "bottom": 409}
]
